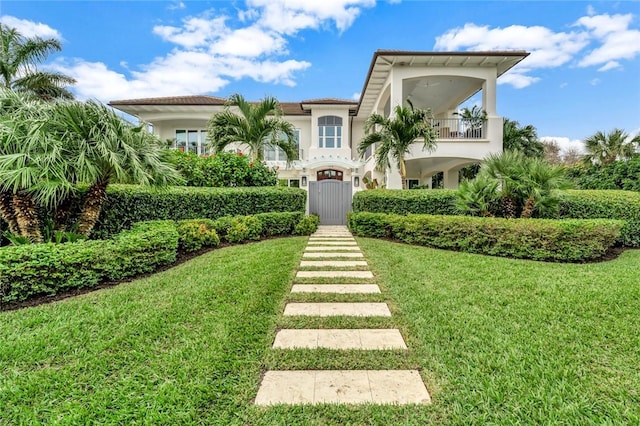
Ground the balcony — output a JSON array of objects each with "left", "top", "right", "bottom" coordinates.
[{"left": 432, "top": 118, "right": 485, "bottom": 140}]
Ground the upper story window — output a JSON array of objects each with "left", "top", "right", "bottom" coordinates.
[
  {"left": 264, "top": 129, "right": 300, "bottom": 161},
  {"left": 175, "top": 129, "right": 208, "bottom": 155},
  {"left": 318, "top": 116, "right": 342, "bottom": 148}
]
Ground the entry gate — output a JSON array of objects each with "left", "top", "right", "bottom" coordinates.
[{"left": 308, "top": 181, "right": 353, "bottom": 225}]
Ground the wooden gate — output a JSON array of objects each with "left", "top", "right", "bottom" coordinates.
[{"left": 308, "top": 180, "right": 353, "bottom": 225}]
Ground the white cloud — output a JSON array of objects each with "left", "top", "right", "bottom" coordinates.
[
  {"left": 597, "top": 60, "right": 621, "bottom": 71},
  {"left": 352, "top": 92, "right": 361, "bottom": 100},
  {"left": 248, "top": 0, "right": 376, "bottom": 34},
  {"left": 0, "top": 15, "right": 61, "bottom": 39},
  {"left": 576, "top": 13, "right": 640, "bottom": 67},
  {"left": 590, "top": 78, "right": 601, "bottom": 85},
  {"left": 17, "top": 0, "right": 373, "bottom": 102},
  {"left": 587, "top": 5, "right": 596, "bottom": 16},
  {"left": 168, "top": 1, "right": 185, "bottom": 10},
  {"left": 540, "top": 136, "right": 585, "bottom": 154},
  {"left": 498, "top": 73, "right": 540, "bottom": 89}
]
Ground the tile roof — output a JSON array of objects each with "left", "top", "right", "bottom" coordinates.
[
  {"left": 109, "top": 95, "right": 226, "bottom": 106},
  {"left": 301, "top": 98, "right": 358, "bottom": 105}
]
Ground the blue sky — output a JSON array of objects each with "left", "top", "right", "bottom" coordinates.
[{"left": 1, "top": 0, "right": 639, "bottom": 153}]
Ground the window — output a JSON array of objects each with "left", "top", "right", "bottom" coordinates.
[
  {"left": 318, "top": 116, "right": 342, "bottom": 148},
  {"left": 264, "top": 129, "right": 300, "bottom": 161},
  {"left": 175, "top": 129, "right": 208, "bottom": 155},
  {"left": 317, "top": 169, "right": 343, "bottom": 181},
  {"left": 404, "top": 179, "right": 420, "bottom": 189},
  {"left": 288, "top": 179, "right": 300, "bottom": 188}
]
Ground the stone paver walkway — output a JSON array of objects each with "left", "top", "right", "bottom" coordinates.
[{"left": 255, "top": 225, "right": 430, "bottom": 406}]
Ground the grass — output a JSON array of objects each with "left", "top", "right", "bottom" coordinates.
[{"left": 1, "top": 236, "right": 639, "bottom": 424}]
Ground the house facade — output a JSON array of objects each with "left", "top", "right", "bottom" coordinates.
[{"left": 110, "top": 50, "right": 529, "bottom": 224}]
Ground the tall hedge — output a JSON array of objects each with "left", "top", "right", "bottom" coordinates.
[
  {"left": 556, "top": 190, "right": 640, "bottom": 247},
  {"left": 352, "top": 189, "right": 459, "bottom": 215},
  {"left": 93, "top": 185, "right": 306, "bottom": 238},
  {"left": 352, "top": 189, "right": 640, "bottom": 247},
  {"left": 348, "top": 212, "right": 623, "bottom": 262}
]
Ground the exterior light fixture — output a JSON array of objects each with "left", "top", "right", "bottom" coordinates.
[
  {"left": 301, "top": 176, "right": 307, "bottom": 187},
  {"left": 354, "top": 176, "right": 360, "bottom": 187}
]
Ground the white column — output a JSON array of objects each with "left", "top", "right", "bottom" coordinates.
[
  {"left": 443, "top": 169, "right": 459, "bottom": 189},
  {"left": 482, "top": 71, "right": 497, "bottom": 116},
  {"left": 386, "top": 70, "right": 404, "bottom": 189}
]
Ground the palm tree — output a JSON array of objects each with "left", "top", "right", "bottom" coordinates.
[
  {"left": 481, "top": 150, "right": 527, "bottom": 218},
  {"left": 358, "top": 101, "right": 437, "bottom": 189},
  {"left": 503, "top": 118, "right": 544, "bottom": 159},
  {"left": 0, "top": 89, "right": 64, "bottom": 242},
  {"left": 582, "top": 129, "right": 640, "bottom": 166},
  {"left": 46, "top": 100, "right": 182, "bottom": 236},
  {"left": 456, "top": 105, "right": 487, "bottom": 136},
  {"left": 207, "top": 94, "right": 297, "bottom": 162},
  {"left": 0, "top": 23, "right": 75, "bottom": 100},
  {"left": 518, "top": 158, "right": 570, "bottom": 218}
]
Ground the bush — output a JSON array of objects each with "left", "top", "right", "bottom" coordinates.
[
  {"left": 0, "top": 220, "right": 179, "bottom": 303},
  {"left": 556, "top": 190, "right": 640, "bottom": 247},
  {"left": 213, "top": 215, "right": 262, "bottom": 243},
  {"left": 255, "top": 212, "right": 303, "bottom": 237},
  {"left": 352, "top": 189, "right": 459, "bottom": 215},
  {"left": 566, "top": 157, "right": 640, "bottom": 192},
  {"left": 93, "top": 185, "right": 306, "bottom": 238},
  {"left": 176, "top": 219, "right": 220, "bottom": 252},
  {"left": 164, "top": 150, "right": 278, "bottom": 187},
  {"left": 348, "top": 212, "right": 623, "bottom": 262},
  {"left": 293, "top": 214, "right": 320, "bottom": 235}
]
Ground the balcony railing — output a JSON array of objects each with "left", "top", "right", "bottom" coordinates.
[{"left": 431, "top": 118, "right": 485, "bottom": 139}]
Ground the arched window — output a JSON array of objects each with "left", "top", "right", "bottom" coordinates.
[{"left": 318, "top": 116, "right": 342, "bottom": 148}]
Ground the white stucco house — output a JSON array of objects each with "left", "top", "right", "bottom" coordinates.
[{"left": 110, "top": 50, "right": 529, "bottom": 224}]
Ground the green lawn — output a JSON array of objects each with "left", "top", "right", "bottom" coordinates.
[{"left": 1, "top": 237, "right": 639, "bottom": 424}]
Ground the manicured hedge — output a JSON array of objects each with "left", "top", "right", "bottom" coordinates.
[
  {"left": 0, "top": 220, "right": 179, "bottom": 303},
  {"left": 352, "top": 189, "right": 640, "bottom": 247},
  {"left": 0, "top": 212, "right": 316, "bottom": 304},
  {"left": 556, "top": 190, "right": 640, "bottom": 247},
  {"left": 92, "top": 185, "right": 306, "bottom": 238},
  {"left": 352, "top": 189, "right": 459, "bottom": 215},
  {"left": 348, "top": 212, "right": 623, "bottom": 262}
]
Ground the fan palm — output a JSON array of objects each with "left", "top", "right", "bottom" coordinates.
[
  {"left": 0, "top": 23, "right": 75, "bottom": 100},
  {"left": 582, "top": 129, "right": 640, "bottom": 166},
  {"left": 518, "top": 158, "right": 571, "bottom": 218},
  {"left": 358, "top": 101, "right": 437, "bottom": 189},
  {"left": 46, "top": 100, "right": 182, "bottom": 236},
  {"left": 0, "top": 89, "right": 65, "bottom": 242},
  {"left": 207, "top": 94, "right": 297, "bottom": 162},
  {"left": 481, "top": 150, "right": 527, "bottom": 218},
  {"left": 503, "top": 118, "right": 544, "bottom": 159}
]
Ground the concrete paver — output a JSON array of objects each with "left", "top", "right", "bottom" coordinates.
[
  {"left": 283, "top": 302, "right": 391, "bottom": 317},
  {"left": 290, "top": 284, "right": 380, "bottom": 294},
  {"left": 299, "top": 260, "right": 368, "bottom": 267},
  {"left": 273, "top": 329, "right": 407, "bottom": 350},
  {"left": 296, "top": 270, "right": 373, "bottom": 279},
  {"left": 255, "top": 370, "right": 430, "bottom": 405}
]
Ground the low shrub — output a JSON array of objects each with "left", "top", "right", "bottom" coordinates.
[
  {"left": 93, "top": 185, "right": 306, "bottom": 238},
  {"left": 352, "top": 189, "right": 459, "bottom": 215},
  {"left": 0, "top": 220, "right": 179, "bottom": 303},
  {"left": 348, "top": 212, "right": 623, "bottom": 262},
  {"left": 213, "top": 215, "right": 262, "bottom": 243},
  {"left": 176, "top": 219, "right": 220, "bottom": 252},
  {"left": 293, "top": 214, "right": 320, "bottom": 235},
  {"left": 254, "top": 212, "right": 303, "bottom": 237}
]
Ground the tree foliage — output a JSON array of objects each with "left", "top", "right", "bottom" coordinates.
[
  {"left": 358, "top": 101, "right": 437, "bottom": 188},
  {"left": 0, "top": 90, "right": 181, "bottom": 241},
  {"left": 457, "top": 150, "right": 571, "bottom": 219},
  {"left": 582, "top": 129, "right": 639, "bottom": 166},
  {"left": 0, "top": 23, "right": 75, "bottom": 100},
  {"left": 503, "top": 118, "right": 544, "bottom": 159},
  {"left": 207, "top": 94, "right": 297, "bottom": 162}
]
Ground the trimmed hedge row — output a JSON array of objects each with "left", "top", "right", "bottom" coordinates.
[
  {"left": 352, "top": 189, "right": 640, "bottom": 247},
  {"left": 348, "top": 212, "right": 623, "bottom": 262},
  {"left": 352, "top": 189, "right": 459, "bottom": 215},
  {"left": 1, "top": 212, "right": 317, "bottom": 304},
  {"left": 556, "top": 190, "right": 640, "bottom": 247},
  {"left": 0, "top": 220, "right": 179, "bottom": 304},
  {"left": 93, "top": 185, "right": 307, "bottom": 238}
]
